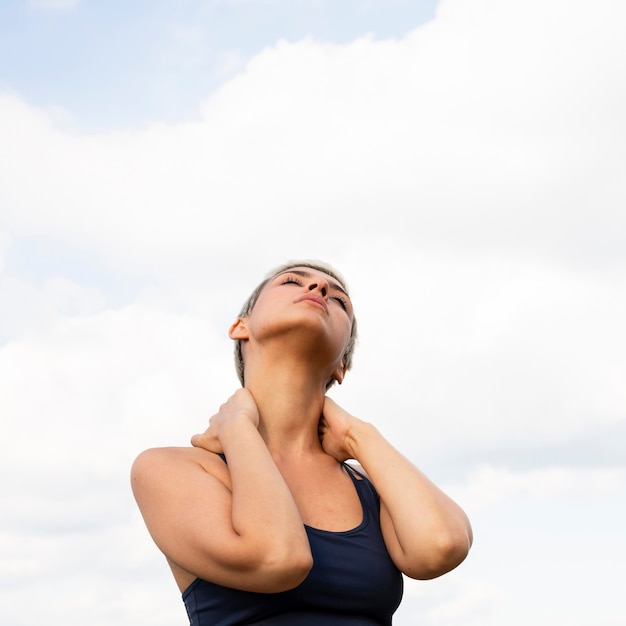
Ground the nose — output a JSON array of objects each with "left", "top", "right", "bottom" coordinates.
[{"left": 308, "top": 279, "right": 329, "bottom": 298}]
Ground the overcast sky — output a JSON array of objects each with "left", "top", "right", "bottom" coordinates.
[{"left": 1, "top": 0, "right": 625, "bottom": 624}]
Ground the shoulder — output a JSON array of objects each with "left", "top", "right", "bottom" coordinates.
[
  {"left": 132, "top": 445, "right": 214, "bottom": 470},
  {"left": 131, "top": 446, "right": 231, "bottom": 492}
]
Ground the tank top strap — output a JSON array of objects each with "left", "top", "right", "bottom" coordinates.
[
  {"left": 342, "top": 461, "right": 368, "bottom": 482},
  {"left": 342, "top": 462, "right": 381, "bottom": 511}
]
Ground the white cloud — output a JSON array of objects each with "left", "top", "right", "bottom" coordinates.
[
  {"left": 2, "top": 0, "right": 626, "bottom": 277},
  {"left": 455, "top": 464, "right": 626, "bottom": 510},
  {"left": 0, "top": 230, "right": 9, "bottom": 272},
  {"left": 398, "top": 574, "right": 498, "bottom": 626}
]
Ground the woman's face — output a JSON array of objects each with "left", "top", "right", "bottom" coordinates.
[{"left": 238, "top": 266, "right": 354, "bottom": 374}]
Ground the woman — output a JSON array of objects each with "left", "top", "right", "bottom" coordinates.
[{"left": 131, "top": 260, "right": 472, "bottom": 625}]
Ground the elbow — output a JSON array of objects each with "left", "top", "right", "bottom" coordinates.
[
  {"left": 403, "top": 525, "right": 472, "bottom": 580},
  {"left": 249, "top": 527, "right": 314, "bottom": 592},
  {"left": 218, "top": 526, "right": 313, "bottom": 593},
  {"left": 276, "top": 551, "right": 314, "bottom": 591},
  {"left": 260, "top": 543, "right": 313, "bottom": 592},
  {"left": 197, "top": 537, "right": 313, "bottom": 594},
  {"left": 422, "top": 526, "right": 473, "bottom": 579}
]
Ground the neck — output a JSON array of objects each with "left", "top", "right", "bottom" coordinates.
[{"left": 243, "top": 356, "right": 331, "bottom": 460}]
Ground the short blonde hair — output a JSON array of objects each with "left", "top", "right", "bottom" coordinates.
[{"left": 234, "top": 260, "right": 358, "bottom": 389}]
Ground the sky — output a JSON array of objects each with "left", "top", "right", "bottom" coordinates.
[{"left": 0, "top": 0, "right": 625, "bottom": 624}]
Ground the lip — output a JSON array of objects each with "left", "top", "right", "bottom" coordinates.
[{"left": 296, "top": 294, "right": 328, "bottom": 313}]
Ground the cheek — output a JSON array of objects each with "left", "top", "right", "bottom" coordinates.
[{"left": 337, "top": 320, "right": 353, "bottom": 350}]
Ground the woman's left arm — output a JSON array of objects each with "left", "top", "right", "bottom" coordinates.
[{"left": 320, "top": 397, "right": 473, "bottom": 580}]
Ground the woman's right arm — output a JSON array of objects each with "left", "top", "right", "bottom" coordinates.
[{"left": 130, "top": 389, "right": 312, "bottom": 593}]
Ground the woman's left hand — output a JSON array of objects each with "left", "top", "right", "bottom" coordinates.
[{"left": 319, "top": 397, "right": 363, "bottom": 462}]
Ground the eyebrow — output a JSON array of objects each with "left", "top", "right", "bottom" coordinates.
[{"left": 275, "top": 269, "right": 350, "bottom": 298}]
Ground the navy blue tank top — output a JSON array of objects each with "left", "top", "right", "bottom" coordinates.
[{"left": 182, "top": 462, "right": 403, "bottom": 625}]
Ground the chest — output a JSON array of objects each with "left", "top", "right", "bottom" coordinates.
[
  {"left": 183, "top": 472, "right": 404, "bottom": 625},
  {"left": 281, "top": 464, "right": 365, "bottom": 532}
]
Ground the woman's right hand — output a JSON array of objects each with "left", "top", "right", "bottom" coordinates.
[{"left": 191, "top": 389, "right": 260, "bottom": 454}]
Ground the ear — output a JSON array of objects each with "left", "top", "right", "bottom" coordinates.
[
  {"left": 331, "top": 360, "right": 347, "bottom": 385},
  {"left": 228, "top": 318, "right": 249, "bottom": 340}
]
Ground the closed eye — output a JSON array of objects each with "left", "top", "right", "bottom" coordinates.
[
  {"left": 332, "top": 295, "right": 348, "bottom": 311},
  {"left": 280, "top": 276, "right": 303, "bottom": 286}
]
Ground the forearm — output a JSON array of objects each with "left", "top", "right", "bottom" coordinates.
[
  {"left": 347, "top": 420, "right": 472, "bottom": 578},
  {"left": 219, "top": 415, "right": 311, "bottom": 566}
]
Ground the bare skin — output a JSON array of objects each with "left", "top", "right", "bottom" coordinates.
[{"left": 131, "top": 267, "right": 472, "bottom": 595}]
